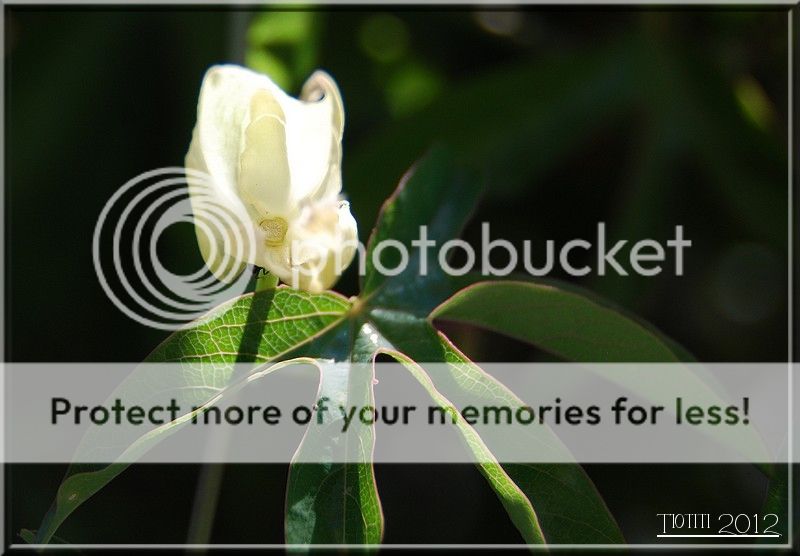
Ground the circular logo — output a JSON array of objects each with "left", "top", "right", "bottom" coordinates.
[{"left": 93, "top": 167, "right": 255, "bottom": 330}]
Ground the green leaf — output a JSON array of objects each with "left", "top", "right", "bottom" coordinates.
[
  {"left": 148, "top": 288, "right": 350, "bottom": 364},
  {"left": 35, "top": 288, "right": 351, "bottom": 544},
  {"left": 357, "top": 151, "right": 625, "bottom": 543},
  {"left": 379, "top": 348, "right": 545, "bottom": 544},
  {"left": 33, "top": 148, "right": 710, "bottom": 546},
  {"left": 366, "top": 311, "right": 624, "bottom": 544},
  {"left": 362, "top": 145, "right": 483, "bottom": 315},
  {"left": 280, "top": 146, "right": 484, "bottom": 545},
  {"left": 430, "top": 280, "right": 776, "bottom": 469},
  {"left": 285, "top": 323, "right": 383, "bottom": 545},
  {"left": 19, "top": 530, "right": 35, "bottom": 544},
  {"left": 20, "top": 529, "right": 72, "bottom": 546},
  {"left": 431, "top": 280, "right": 688, "bottom": 363}
]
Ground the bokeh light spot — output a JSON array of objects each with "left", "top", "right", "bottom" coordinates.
[
  {"left": 359, "top": 14, "right": 410, "bottom": 64},
  {"left": 386, "top": 63, "right": 443, "bottom": 117},
  {"left": 734, "top": 75, "right": 775, "bottom": 131}
]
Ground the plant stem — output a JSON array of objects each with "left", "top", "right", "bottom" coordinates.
[
  {"left": 255, "top": 268, "right": 279, "bottom": 291},
  {"left": 187, "top": 267, "right": 276, "bottom": 546},
  {"left": 186, "top": 463, "right": 226, "bottom": 546}
]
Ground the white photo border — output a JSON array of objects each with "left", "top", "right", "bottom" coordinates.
[{"left": 0, "top": 2, "right": 794, "bottom": 551}]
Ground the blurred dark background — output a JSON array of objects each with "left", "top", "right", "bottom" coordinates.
[{"left": 5, "top": 7, "right": 792, "bottom": 547}]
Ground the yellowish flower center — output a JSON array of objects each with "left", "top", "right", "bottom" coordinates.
[{"left": 259, "top": 216, "right": 288, "bottom": 246}]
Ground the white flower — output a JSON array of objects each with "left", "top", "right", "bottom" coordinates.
[{"left": 185, "top": 64, "right": 358, "bottom": 292}]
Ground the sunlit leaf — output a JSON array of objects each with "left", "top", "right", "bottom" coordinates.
[
  {"left": 285, "top": 325, "right": 384, "bottom": 545},
  {"left": 380, "top": 348, "right": 545, "bottom": 544},
  {"left": 430, "top": 280, "right": 687, "bottom": 362},
  {"left": 366, "top": 312, "right": 624, "bottom": 543},
  {"left": 34, "top": 288, "right": 350, "bottom": 544}
]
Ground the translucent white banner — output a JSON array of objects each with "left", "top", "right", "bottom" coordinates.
[{"left": 2, "top": 362, "right": 794, "bottom": 464}]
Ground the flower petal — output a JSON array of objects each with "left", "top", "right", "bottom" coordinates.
[
  {"left": 239, "top": 90, "right": 292, "bottom": 217},
  {"left": 185, "top": 65, "right": 353, "bottom": 290},
  {"left": 188, "top": 65, "right": 289, "bottom": 203},
  {"left": 278, "top": 71, "right": 344, "bottom": 203},
  {"left": 255, "top": 199, "right": 358, "bottom": 292},
  {"left": 301, "top": 70, "right": 344, "bottom": 142},
  {"left": 184, "top": 151, "right": 254, "bottom": 282}
]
